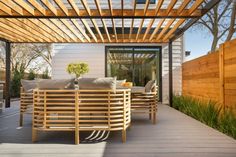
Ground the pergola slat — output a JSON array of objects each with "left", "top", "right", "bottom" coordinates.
[
  {"left": 60, "top": 19, "right": 84, "bottom": 42},
  {"left": 136, "top": 0, "right": 150, "bottom": 41},
  {"left": 54, "top": 0, "right": 69, "bottom": 16},
  {"left": 129, "top": 0, "right": 137, "bottom": 39},
  {"left": 12, "top": 0, "right": 35, "bottom": 15},
  {"left": 39, "top": 19, "right": 73, "bottom": 42},
  {"left": 81, "top": 0, "right": 104, "bottom": 42},
  {"left": 143, "top": 0, "right": 164, "bottom": 41},
  {"left": 81, "top": 19, "right": 98, "bottom": 42},
  {"left": 108, "top": 0, "right": 117, "bottom": 42},
  {"left": 41, "top": 0, "right": 58, "bottom": 16},
  {"left": 156, "top": 19, "right": 175, "bottom": 41},
  {"left": 94, "top": 0, "right": 111, "bottom": 42},
  {"left": 0, "top": 0, "right": 218, "bottom": 43}
]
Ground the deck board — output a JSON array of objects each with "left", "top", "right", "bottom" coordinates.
[{"left": 0, "top": 102, "right": 236, "bottom": 157}]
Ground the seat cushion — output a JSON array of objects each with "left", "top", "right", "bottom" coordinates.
[
  {"left": 78, "top": 77, "right": 116, "bottom": 90},
  {"left": 37, "top": 79, "right": 74, "bottom": 90},
  {"left": 21, "top": 79, "right": 38, "bottom": 93},
  {"left": 145, "top": 80, "right": 156, "bottom": 92},
  {"left": 131, "top": 86, "right": 145, "bottom": 93}
]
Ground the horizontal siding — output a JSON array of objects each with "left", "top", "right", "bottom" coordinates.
[{"left": 52, "top": 39, "right": 184, "bottom": 104}]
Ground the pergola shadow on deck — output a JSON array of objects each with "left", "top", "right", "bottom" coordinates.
[
  {"left": 0, "top": 0, "right": 220, "bottom": 108},
  {"left": 0, "top": 102, "right": 236, "bottom": 157}
]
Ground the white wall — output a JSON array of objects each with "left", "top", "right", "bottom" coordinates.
[{"left": 52, "top": 37, "right": 184, "bottom": 104}]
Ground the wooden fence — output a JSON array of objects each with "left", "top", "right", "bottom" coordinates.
[{"left": 182, "top": 39, "right": 236, "bottom": 113}]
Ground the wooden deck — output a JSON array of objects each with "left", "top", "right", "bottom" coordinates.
[{"left": 0, "top": 101, "right": 236, "bottom": 157}]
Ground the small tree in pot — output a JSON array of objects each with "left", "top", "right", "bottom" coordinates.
[{"left": 66, "top": 62, "right": 89, "bottom": 88}]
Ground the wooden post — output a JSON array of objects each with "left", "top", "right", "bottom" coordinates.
[
  {"left": 5, "top": 42, "right": 11, "bottom": 108},
  {"left": 219, "top": 44, "right": 225, "bottom": 113},
  {"left": 169, "top": 41, "right": 173, "bottom": 107}
]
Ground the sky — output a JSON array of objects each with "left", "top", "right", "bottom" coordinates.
[{"left": 184, "top": 28, "right": 213, "bottom": 61}]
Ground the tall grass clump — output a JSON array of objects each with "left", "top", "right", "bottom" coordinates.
[{"left": 173, "top": 95, "right": 236, "bottom": 139}]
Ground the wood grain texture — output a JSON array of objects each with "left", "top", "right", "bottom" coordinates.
[
  {"left": 32, "top": 89, "right": 131, "bottom": 144},
  {"left": 182, "top": 39, "right": 236, "bottom": 113}
]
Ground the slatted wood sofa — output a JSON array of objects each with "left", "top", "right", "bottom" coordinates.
[
  {"left": 131, "top": 80, "right": 158, "bottom": 124},
  {"left": 32, "top": 89, "right": 131, "bottom": 144},
  {"left": 20, "top": 87, "right": 33, "bottom": 126}
]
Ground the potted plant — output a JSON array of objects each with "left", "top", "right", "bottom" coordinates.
[{"left": 66, "top": 62, "right": 89, "bottom": 89}]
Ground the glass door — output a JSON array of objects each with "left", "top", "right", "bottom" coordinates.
[{"left": 106, "top": 46, "right": 162, "bottom": 101}]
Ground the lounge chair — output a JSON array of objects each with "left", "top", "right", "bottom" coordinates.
[{"left": 131, "top": 80, "right": 158, "bottom": 124}]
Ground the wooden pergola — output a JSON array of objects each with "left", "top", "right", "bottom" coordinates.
[{"left": 0, "top": 0, "right": 220, "bottom": 107}]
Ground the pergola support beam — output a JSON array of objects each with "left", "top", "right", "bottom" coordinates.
[
  {"left": 5, "top": 41, "right": 11, "bottom": 108},
  {"left": 169, "top": 41, "right": 173, "bottom": 107}
]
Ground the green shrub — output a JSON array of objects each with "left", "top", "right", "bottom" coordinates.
[
  {"left": 28, "top": 69, "right": 35, "bottom": 80},
  {"left": 11, "top": 68, "right": 24, "bottom": 98},
  {"left": 219, "top": 110, "right": 236, "bottom": 139},
  {"left": 173, "top": 95, "right": 236, "bottom": 139},
  {"left": 42, "top": 68, "right": 50, "bottom": 79}
]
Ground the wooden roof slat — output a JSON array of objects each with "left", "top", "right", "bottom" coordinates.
[
  {"left": 0, "top": 2, "right": 12, "bottom": 15},
  {"left": 28, "top": 19, "right": 67, "bottom": 42},
  {"left": 94, "top": 0, "right": 111, "bottom": 42},
  {"left": 0, "top": 0, "right": 216, "bottom": 43},
  {"left": 149, "top": 19, "right": 165, "bottom": 41},
  {"left": 70, "top": 19, "right": 91, "bottom": 42},
  {"left": 0, "top": 20, "right": 39, "bottom": 42},
  {"left": 162, "top": 0, "right": 205, "bottom": 42},
  {"left": 27, "top": 0, "right": 46, "bottom": 16},
  {"left": 68, "top": 0, "right": 80, "bottom": 15},
  {"left": 156, "top": 19, "right": 175, "bottom": 41},
  {"left": 50, "top": 19, "right": 78, "bottom": 42},
  {"left": 12, "top": 0, "right": 35, "bottom": 15},
  {"left": 54, "top": 0, "right": 69, "bottom": 16},
  {"left": 129, "top": 0, "right": 137, "bottom": 39},
  {"left": 60, "top": 19, "right": 85, "bottom": 42},
  {"left": 177, "top": 0, "right": 191, "bottom": 14},
  {"left": 11, "top": 18, "right": 52, "bottom": 42},
  {"left": 121, "top": 0, "right": 124, "bottom": 41},
  {"left": 142, "top": 0, "right": 164, "bottom": 41},
  {"left": 166, "top": 0, "right": 178, "bottom": 15},
  {"left": 39, "top": 19, "right": 73, "bottom": 42},
  {"left": 0, "top": 0, "right": 24, "bottom": 15},
  {"left": 18, "top": 18, "right": 59, "bottom": 42},
  {"left": 136, "top": 0, "right": 150, "bottom": 41},
  {"left": 80, "top": 19, "right": 98, "bottom": 42},
  {"left": 0, "top": 26, "right": 29, "bottom": 42},
  {"left": 41, "top": 0, "right": 58, "bottom": 16},
  {"left": 81, "top": 0, "right": 104, "bottom": 42},
  {"left": 189, "top": 0, "right": 205, "bottom": 14},
  {"left": 108, "top": 0, "right": 117, "bottom": 42},
  {"left": 0, "top": 30, "right": 22, "bottom": 42}
]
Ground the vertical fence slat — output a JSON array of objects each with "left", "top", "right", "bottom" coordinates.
[{"left": 219, "top": 43, "right": 225, "bottom": 112}]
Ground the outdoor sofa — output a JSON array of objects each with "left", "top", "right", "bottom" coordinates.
[{"left": 20, "top": 78, "right": 157, "bottom": 144}]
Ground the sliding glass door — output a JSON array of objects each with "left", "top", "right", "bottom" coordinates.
[{"left": 106, "top": 46, "right": 162, "bottom": 101}]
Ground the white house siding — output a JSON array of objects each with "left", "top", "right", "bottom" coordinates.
[{"left": 52, "top": 36, "right": 184, "bottom": 104}]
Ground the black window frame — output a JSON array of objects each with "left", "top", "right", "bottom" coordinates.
[{"left": 105, "top": 46, "right": 162, "bottom": 102}]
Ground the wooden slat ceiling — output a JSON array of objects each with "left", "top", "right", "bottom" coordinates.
[{"left": 0, "top": 0, "right": 211, "bottom": 43}]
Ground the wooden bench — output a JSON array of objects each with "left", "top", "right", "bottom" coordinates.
[{"left": 32, "top": 89, "right": 131, "bottom": 144}]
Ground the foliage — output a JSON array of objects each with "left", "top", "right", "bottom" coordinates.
[
  {"left": 66, "top": 62, "right": 89, "bottom": 78},
  {"left": 173, "top": 95, "right": 236, "bottom": 139},
  {"left": 0, "top": 42, "right": 52, "bottom": 74},
  {"left": 28, "top": 69, "right": 36, "bottom": 80},
  {"left": 42, "top": 68, "right": 50, "bottom": 79},
  {"left": 193, "top": 0, "right": 236, "bottom": 51},
  {"left": 219, "top": 110, "right": 236, "bottom": 138},
  {"left": 10, "top": 64, "right": 24, "bottom": 98}
]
